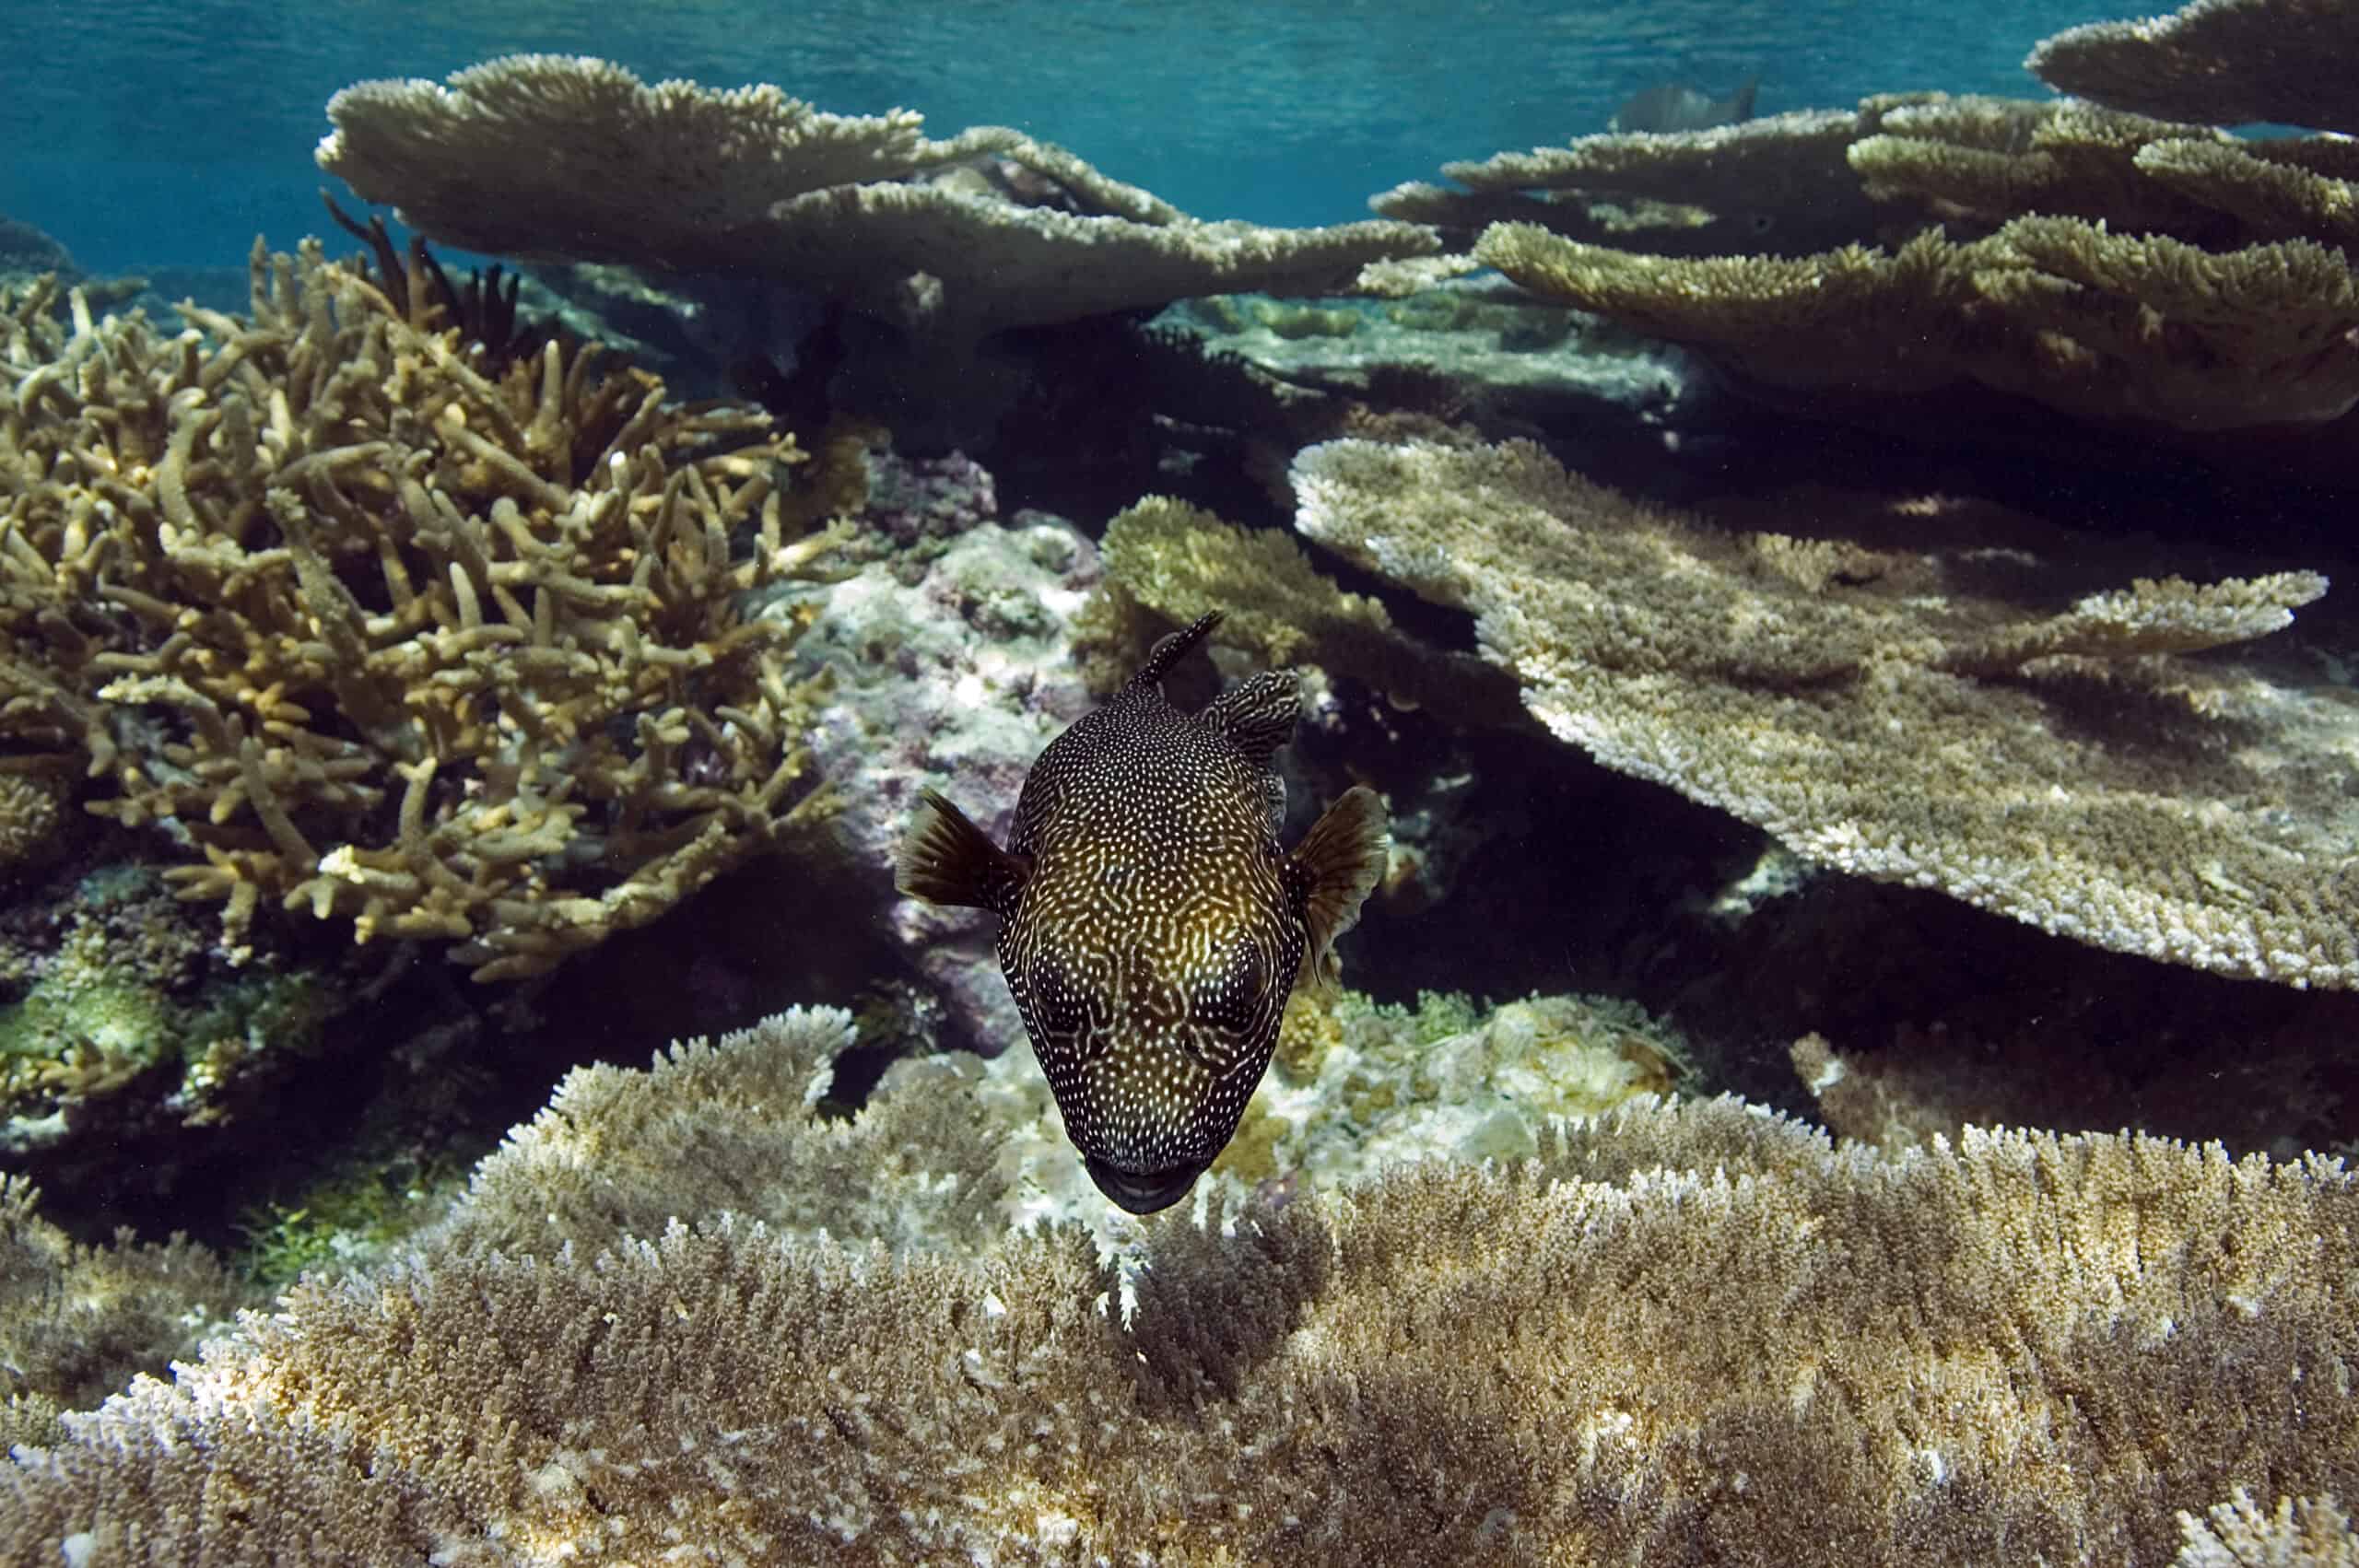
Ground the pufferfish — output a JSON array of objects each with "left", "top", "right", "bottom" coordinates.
[{"left": 896, "top": 611, "right": 1389, "bottom": 1214}]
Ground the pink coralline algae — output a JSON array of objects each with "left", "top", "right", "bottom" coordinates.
[
  {"left": 766, "top": 508, "right": 1101, "bottom": 1057},
  {"left": 863, "top": 449, "right": 1001, "bottom": 544}
]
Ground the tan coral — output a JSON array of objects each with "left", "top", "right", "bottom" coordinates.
[
  {"left": 0, "top": 243, "right": 839, "bottom": 979},
  {"left": 1291, "top": 436, "right": 2359, "bottom": 989},
  {"left": 1373, "top": 104, "right": 1883, "bottom": 257},
  {"left": 2, "top": 1058, "right": 2352, "bottom": 1563},
  {"left": 318, "top": 54, "right": 1437, "bottom": 354},
  {"left": 1096, "top": 494, "right": 1524, "bottom": 727},
  {"left": 2028, "top": 0, "right": 2359, "bottom": 136},
  {"left": 428, "top": 1006, "right": 1009, "bottom": 1258},
  {"left": 1476, "top": 214, "right": 2359, "bottom": 431},
  {"left": 0, "top": 1176, "right": 241, "bottom": 1414}
]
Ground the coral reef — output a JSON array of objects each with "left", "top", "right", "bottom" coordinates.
[
  {"left": 4, "top": 1007, "right": 2351, "bottom": 1563},
  {"left": 1095, "top": 493, "right": 1525, "bottom": 729},
  {"left": 1291, "top": 436, "right": 2359, "bottom": 988},
  {"left": 0, "top": 242, "right": 838, "bottom": 980},
  {"left": 1157, "top": 282, "right": 1704, "bottom": 439}
]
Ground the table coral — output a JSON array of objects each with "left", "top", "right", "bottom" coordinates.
[
  {"left": 0, "top": 242, "right": 838, "bottom": 979},
  {"left": 2028, "top": 0, "right": 2359, "bottom": 136},
  {"left": 316, "top": 55, "right": 1437, "bottom": 360},
  {"left": 1291, "top": 436, "right": 2359, "bottom": 989},
  {"left": 1476, "top": 213, "right": 2359, "bottom": 433},
  {"left": 3, "top": 1007, "right": 2351, "bottom": 1563}
]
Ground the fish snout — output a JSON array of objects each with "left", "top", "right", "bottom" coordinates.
[{"left": 1085, "top": 1153, "right": 1211, "bottom": 1214}]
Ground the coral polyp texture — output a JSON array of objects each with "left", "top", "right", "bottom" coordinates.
[
  {"left": 315, "top": 54, "right": 1438, "bottom": 356},
  {"left": 1290, "top": 436, "right": 2359, "bottom": 988},
  {"left": 0, "top": 244, "right": 837, "bottom": 978},
  {"left": 3, "top": 1008, "right": 2353, "bottom": 1562}
]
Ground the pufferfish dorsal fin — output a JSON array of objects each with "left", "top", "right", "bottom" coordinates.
[
  {"left": 1287, "top": 784, "right": 1390, "bottom": 995},
  {"left": 896, "top": 787, "right": 1031, "bottom": 917},
  {"left": 1199, "top": 669, "right": 1299, "bottom": 770},
  {"left": 1127, "top": 609, "right": 1226, "bottom": 694}
]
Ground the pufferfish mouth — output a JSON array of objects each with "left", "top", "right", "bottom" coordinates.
[{"left": 1085, "top": 1154, "right": 1212, "bottom": 1214}]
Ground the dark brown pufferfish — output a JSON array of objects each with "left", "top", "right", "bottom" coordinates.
[{"left": 896, "top": 610, "right": 1389, "bottom": 1214}]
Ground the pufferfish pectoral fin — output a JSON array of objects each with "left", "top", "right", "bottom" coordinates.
[
  {"left": 1288, "top": 784, "right": 1391, "bottom": 994},
  {"left": 895, "top": 787, "right": 1030, "bottom": 916}
]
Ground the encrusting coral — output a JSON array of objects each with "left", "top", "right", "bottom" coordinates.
[
  {"left": 2, "top": 1006, "right": 2351, "bottom": 1563},
  {"left": 0, "top": 241, "right": 839, "bottom": 979},
  {"left": 1290, "top": 436, "right": 2359, "bottom": 989}
]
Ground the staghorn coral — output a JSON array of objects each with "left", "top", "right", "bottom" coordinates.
[
  {"left": 1290, "top": 436, "right": 2359, "bottom": 989},
  {"left": 0, "top": 242, "right": 839, "bottom": 980},
  {"left": 1474, "top": 215, "right": 2359, "bottom": 432},
  {"left": 0, "top": 1175, "right": 242, "bottom": 1415},
  {"left": 317, "top": 55, "right": 1437, "bottom": 360},
  {"left": 2028, "top": 0, "right": 2359, "bottom": 137},
  {"left": 1, "top": 1026, "right": 2352, "bottom": 1564}
]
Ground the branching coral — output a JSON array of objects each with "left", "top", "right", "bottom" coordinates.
[
  {"left": 3, "top": 1016, "right": 2351, "bottom": 1563},
  {"left": 428, "top": 1005, "right": 1009, "bottom": 1259},
  {"left": 0, "top": 242, "right": 839, "bottom": 978},
  {"left": 1290, "top": 436, "right": 2359, "bottom": 988},
  {"left": 0, "top": 1176, "right": 241, "bottom": 1415}
]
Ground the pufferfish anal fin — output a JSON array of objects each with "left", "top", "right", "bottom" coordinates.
[
  {"left": 1127, "top": 609, "right": 1226, "bottom": 694},
  {"left": 896, "top": 787, "right": 1031, "bottom": 916},
  {"left": 1288, "top": 784, "right": 1390, "bottom": 994},
  {"left": 1199, "top": 669, "right": 1300, "bottom": 769}
]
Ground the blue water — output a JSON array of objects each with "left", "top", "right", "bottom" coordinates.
[{"left": 6, "top": 0, "right": 2130, "bottom": 274}]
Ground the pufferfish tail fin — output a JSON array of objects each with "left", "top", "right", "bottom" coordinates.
[
  {"left": 897, "top": 788, "right": 1030, "bottom": 916},
  {"left": 1288, "top": 784, "right": 1390, "bottom": 995}
]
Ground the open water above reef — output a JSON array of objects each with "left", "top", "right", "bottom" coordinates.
[{"left": 9, "top": 0, "right": 2132, "bottom": 270}]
